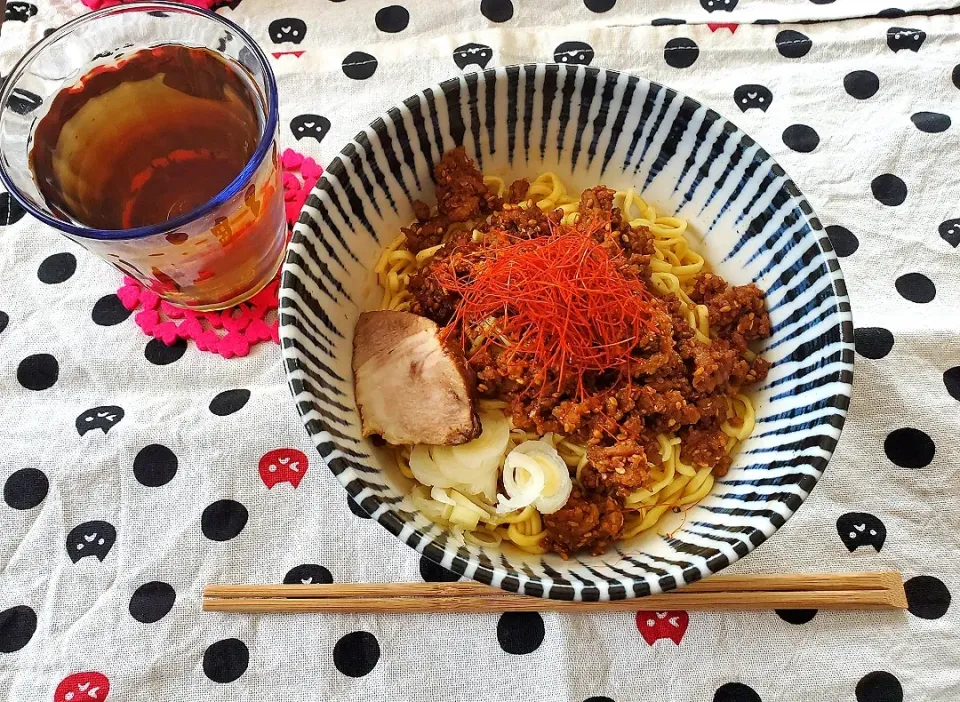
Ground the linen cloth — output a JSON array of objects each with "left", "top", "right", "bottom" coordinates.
[{"left": 1, "top": 1, "right": 959, "bottom": 701}]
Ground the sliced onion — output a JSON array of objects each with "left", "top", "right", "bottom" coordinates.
[
  {"left": 498, "top": 440, "right": 573, "bottom": 515},
  {"left": 447, "top": 410, "right": 511, "bottom": 473},
  {"left": 421, "top": 486, "right": 488, "bottom": 529},
  {"left": 426, "top": 410, "right": 509, "bottom": 501},
  {"left": 497, "top": 452, "right": 546, "bottom": 513},
  {"left": 409, "top": 444, "right": 452, "bottom": 489},
  {"left": 410, "top": 485, "right": 454, "bottom": 523},
  {"left": 430, "top": 486, "right": 456, "bottom": 505},
  {"left": 448, "top": 492, "right": 488, "bottom": 529}
]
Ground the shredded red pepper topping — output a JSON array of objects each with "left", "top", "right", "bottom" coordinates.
[{"left": 434, "top": 220, "right": 659, "bottom": 397}]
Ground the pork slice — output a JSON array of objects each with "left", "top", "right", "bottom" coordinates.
[{"left": 352, "top": 310, "right": 480, "bottom": 446}]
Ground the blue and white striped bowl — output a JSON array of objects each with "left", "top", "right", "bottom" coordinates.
[{"left": 279, "top": 64, "right": 854, "bottom": 600}]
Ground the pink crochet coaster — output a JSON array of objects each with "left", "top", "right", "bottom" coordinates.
[
  {"left": 117, "top": 148, "right": 322, "bottom": 359},
  {"left": 82, "top": 0, "right": 218, "bottom": 9}
]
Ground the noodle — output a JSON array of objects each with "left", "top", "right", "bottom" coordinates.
[{"left": 374, "top": 172, "right": 758, "bottom": 552}]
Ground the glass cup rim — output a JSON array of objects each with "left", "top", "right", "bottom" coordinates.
[{"left": 0, "top": 0, "right": 279, "bottom": 242}]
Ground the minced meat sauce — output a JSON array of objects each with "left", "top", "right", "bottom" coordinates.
[{"left": 405, "top": 148, "right": 771, "bottom": 557}]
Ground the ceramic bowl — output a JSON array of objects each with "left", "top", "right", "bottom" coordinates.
[{"left": 279, "top": 64, "right": 854, "bottom": 600}]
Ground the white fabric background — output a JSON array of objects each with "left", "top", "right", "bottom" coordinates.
[{"left": 1, "top": 1, "right": 959, "bottom": 701}]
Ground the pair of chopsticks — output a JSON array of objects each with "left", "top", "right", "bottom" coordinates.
[{"left": 203, "top": 572, "right": 907, "bottom": 613}]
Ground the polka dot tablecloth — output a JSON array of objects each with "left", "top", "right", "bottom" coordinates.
[{"left": 2, "top": 1, "right": 959, "bottom": 701}]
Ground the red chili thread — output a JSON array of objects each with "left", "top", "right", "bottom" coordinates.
[{"left": 434, "top": 218, "right": 659, "bottom": 397}]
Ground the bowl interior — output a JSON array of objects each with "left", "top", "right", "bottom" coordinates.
[{"left": 279, "top": 64, "right": 853, "bottom": 600}]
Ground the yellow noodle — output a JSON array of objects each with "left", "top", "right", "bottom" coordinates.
[
  {"left": 416, "top": 244, "right": 444, "bottom": 264},
  {"left": 483, "top": 175, "right": 506, "bottom": 197},
  {"left": 465, "top": 529, "right": 503, "bottom": 547}
]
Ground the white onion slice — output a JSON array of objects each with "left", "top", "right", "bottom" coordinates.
[
  {"left": 497, "top": 452, "right": 546, "bottom": 513},
  {"left": 410, "top": 485, "right": 453, "bottom": 524},
  {"left": 408, "top": 411, "right": 510, "bottom": 503},
  {"left": 448, "top": 491, "right": 488, "bottom": 529},
  {"left": 430, "top": 486, "right": 456, "bottom": 505},
  {"left": 409, "top": 444, "right": 451, "bottom": 489},
  {"left": 497, "top": 440, "right": 573, "bottom": 515}
]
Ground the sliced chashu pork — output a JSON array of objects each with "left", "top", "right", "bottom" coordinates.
[{"left": 352, "top": 310, "right": 480, "bottom": 446}]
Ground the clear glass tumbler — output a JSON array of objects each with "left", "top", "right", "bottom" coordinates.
[{"left": 0, "top": 2, "right": 285, "bottom": 310}]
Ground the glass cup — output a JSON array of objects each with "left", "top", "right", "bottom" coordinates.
[{"left": 0, "top": 2, "right": 285, "bottom": 310}]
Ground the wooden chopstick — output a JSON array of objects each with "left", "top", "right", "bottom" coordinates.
[{"left": 203, "top": 572, "right": 907, "bottom": 613}]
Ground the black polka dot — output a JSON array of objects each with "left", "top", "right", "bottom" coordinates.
[
  {"left": 419, "top": 555, "right": 461, "bottom": 582},
  {"left": 333, "top": 631, "right": 381, "bottom": 677},
  {"left": 652, "top": 17, "right": 685, "bottom": 25},
  {"left": 714, "top": 683, "right": 761, "bottom": 702},
  {"left": 895, "top": 272, "right": 935, "bottom": 303},
  {"left": 283, "top": 564, "right": 333, "bottom": 585},
  {"left": 584, "top": 698, "right": 614, "bottom": 702},
  {"left": 856, "top": 671, "right": 902, "bottom": 702},
  {"left": 0, "top": 605, "right": 37, "bottom": 653},
  {"left": 884, "top": 427, "right": 935, "bottom": 468},
  {"left": 904, "top": 575, "right": 951, "bottom": 619},
  {"left": 953, "top": 64, "right": 960, "bottom": 89},
  {"left": 910, "top": 111, "right": 951, "bottom": 134},
  {"left": 0, "top": 191, "right": 26, "bottom": 226},
  {"left": 4, "top": 468, "right": 49, "bottom": 510},
  {"left": 203, "top": 638, "right": 249, "bottom": 683},
  {"left": 480, "top": 0, "right": 513, "bottom": 22},
  {"left": 782, "top": 124, "right": 819, "bottom": 153},
  {"left": 17, "top": 353, "right": 59, "bottom": 391},
  {"left": 496, "top": 612, "right": 544, "bottom": 654},
  {"left": 754, "top": 19, "right": 779, "bottom": 24},
  {"left": 776, "top": 30, "right": 812, "bottom": 59},
  {"left": 944, "top": 367, "right": 960, "bottom": 401},
  {"left": 844, "top": 70, "right": 879, "bottom": 99},
  {"left": 825, "top": 225, "right": 859, "bottom": 257},
  {"left": 775, "top": 609, "right": 817, "bottom": 624},
  {"left": 92, "top": 294, "right": 132, "bottom": 326},
  {"left": 342, "top": 51, "right": 378, "bottom": 80},
  {"left": 129, "top": 581, "right": 176, "bottom": 623},
  {"left": 878, "top": 8, "right": 906, "bottom": 17},
  {"left": 347, "top": 495, "right": 371, "bottom": 518},
  {"left": 375, "top": 5, "right": 409, "bottom": 33},
  {"left": 144, "top": 338, "right": 187, "bottom": 365},
  {"left": 133, "top": 444, "right": 178, "bottom": 487},
  {"left": 584, "top": 0, "right": 615, "bottom": 11},
  {"left": 209, "top": 389, "right": 251, "bottom": 416},
  {"left": 201, "top": 499, "right": 248, "bottom": 541},
  {"left": 854, "top": 327, "right": 894, "bottom": 359},
  {"left": 37, "top": 252, "right": 76, "bottom": 284},
  {"left": 0, "top": 311, "right": 7, "bottom": 335},
  {"left": 664, "top": 38, "right": 699, "bottom": 69},
  {"left": 871, "top": 174, "right": 907, "bottom": 206}
]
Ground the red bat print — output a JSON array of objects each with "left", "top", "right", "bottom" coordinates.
[
  {"left": 271, "top": 51, "right": 305, "bottom": 59},
  {"left": 707, "top": 23, "right": 738, "bottom": 33},
  {"left": 259, "top": 448, "right": 309, "bottom": 489},
  {"left": 635, "top": 610, "right": 689, "bottom": 645},
  {"left": 54, "top": 672, "right": 109, "bottom": 702}
]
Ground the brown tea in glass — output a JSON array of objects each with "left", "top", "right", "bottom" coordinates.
[
  {"left": 0, "top": 5, "right": 285, "bottom": 310},
  {"left": 31, "top": 45, "right": 261, "bottom": 231}
]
